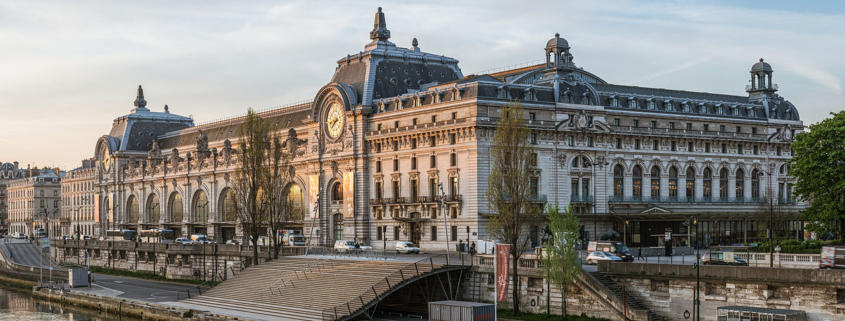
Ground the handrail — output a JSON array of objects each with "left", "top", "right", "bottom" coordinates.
[
  {"left": 265, "top": 259, "right": 330, "bottom": 293},
  {"left": 320, "top": 254, "right": 471, "bottom": 321}
]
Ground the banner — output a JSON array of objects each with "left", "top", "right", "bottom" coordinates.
[
  {"left": 94, "top": 195, "right": 100, "bottom": 223},
  {"left": 495, "top": 244, "right": 511, "bottom": 303},
  {"left": 343, "top": 172, "right": 354, "bottom": 218},
  {"left": 108, "top": 193, "right": 115, "bottom": 223},
  {"left": 308, "top": 175, "right": 319, "bottom": 218}
]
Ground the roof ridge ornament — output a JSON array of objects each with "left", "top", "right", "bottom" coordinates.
[
  {"left": 134, "top": 85, "right": 147, "bottom": 108},
  {"left": 369, "top": 7, "right": 390, "bottom": 42}
]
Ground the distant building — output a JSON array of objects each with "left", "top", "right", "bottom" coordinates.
[
  {"left": 0, "top": 162, "right": 39, "bottom": 234},
  {"left": 8, "top": 168, "right": 64, "bottom": 237},
  {"left": 61, "top": 159, "right": 96, "bottom": 238},
  {"left": 87, "top": 8, "right": 805, "bottom": 249}
]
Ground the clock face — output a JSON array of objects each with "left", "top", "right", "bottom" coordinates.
[{"left": 325, "top": 103, "right": 345, "bottom": 139}]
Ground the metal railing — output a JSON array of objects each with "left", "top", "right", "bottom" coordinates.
[
  {"left": 570, "top": 195, "right": 594, "bottom": 202},
  {"left": 320, "top": 254, "right": 471, "bottom": 321},
  {"left": 265, "top": 259, "right": 333, "bottom": 295},
  {"left": 608, "top": 196, "right": 761, "bottom": 203},
  {"left": 306, "top": 247, "right": 398, "bottom": 260}
]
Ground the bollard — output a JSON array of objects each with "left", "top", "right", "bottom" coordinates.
[
  {"left": 197, "top": 285, "right": 202, "bottom": 295},
  {"left": 186, "top": 289, "right": 191, "bottom": 299}
]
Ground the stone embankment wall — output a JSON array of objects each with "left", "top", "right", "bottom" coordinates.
[
  {"left": 598, "top": 261, "right": 845, "bottom": 321},
  {"left": 51, "top": 240, "right": 305, "bottom": 280}
]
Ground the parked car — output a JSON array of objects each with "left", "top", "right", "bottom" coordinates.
[
  {"left": 395, "top": 242, "right": 420, "bottom": 254},
  {"left": 702, "top": 251, "right": 747, "bottom": 266},
  {"left": 175, "top": 237, "right": 190, "bottom": 244},
  {"left": 335, "top": 240, "right": 371, "bottom": 253},
  {"left": 587, "top": 241, "right": 633, "bottom": 262},
  {"left": 257, "top": 236, "right": 269, "bottom": 246},
  {"left": 586, "top": 251, "right": 623, "bottom": 265},
  {"left": 80, "top": 235, "right": 91, "bottom": 241},
  {"left": 13, "top": 232, "right": 26, "bottom": 239},
  {"left": 225, "top": 239, "right": 240, "bottom": 245},
  {"left": 190, "top": 234, "right": 210, "bottom": 244},
  {"left": 62, "top": 235, "right": 72, "bottom": 240}
]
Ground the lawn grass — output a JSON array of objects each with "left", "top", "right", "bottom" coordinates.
[
  {"left": 89, "top": 266, "right": 219, "bottom": 286},
  {"left": 497, "top": 309, "right": 610, "bottom": 321}
]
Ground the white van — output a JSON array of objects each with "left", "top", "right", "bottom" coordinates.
[
  {"left": 335, "top": 240, "right": 358, "bottom": 253},
  {"left": 395, "top": 242, "right": 420, "bottom": 254}
]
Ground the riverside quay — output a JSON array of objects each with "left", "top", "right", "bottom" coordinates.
[{"left": 83, "top": 7, "right": 804, "bottom": 251}]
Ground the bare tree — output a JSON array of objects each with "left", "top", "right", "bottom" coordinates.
[
  {"left": 230, "top": 108, "right": 270, "bottom": 264},
  {"left": 485, "top": 100, "right": 544, "bottom": 315},
  {"left": 263, "top": 132, "right": 295, "bottom": 259},
  {"left": 757, "top": 190, "right": 798, "bottom": 266}
]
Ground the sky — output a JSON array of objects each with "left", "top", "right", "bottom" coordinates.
[{"left": 1, "top": 0, "right": 843, "bottom": 170}]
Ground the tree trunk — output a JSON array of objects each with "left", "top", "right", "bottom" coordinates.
[
  {"left": 512, "top": 253, "right": 520, "bottom": 315},
  {"left": 561, "top": 285, "right": 567, "bottom": 320},
  {"left": 840, "top": 219, "right": 845, "bottom": 242}
]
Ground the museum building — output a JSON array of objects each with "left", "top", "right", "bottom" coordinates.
[{"left": 88, "top": 8, "right": 805, "bottom": 249}]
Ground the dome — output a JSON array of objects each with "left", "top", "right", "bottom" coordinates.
[
  {"left": 546, "top": 33, "right": 569, "bottom": 50},
  {"left": 751, "top": 58, "right": 772, "bottom": 72}
]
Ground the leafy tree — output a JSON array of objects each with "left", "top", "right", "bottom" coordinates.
[
  {"left": 789, "top": 111, "right": 845, "bottom": 239},
  {"left": 542, "top": 204, "right": 580, "bottom": 319},
  {"left": 231, "top": 108, "right": 271, "bottom": 264},
  {"left": 485, "top": 100, "right": 544, "bottom": 315}
]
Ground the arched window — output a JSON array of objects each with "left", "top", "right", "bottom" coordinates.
[
  {"left": 127, "top": 196, "right": 139, "bottom": 224},
  {"left": 703, "top": 168, "right": 712, "bottom": 199},
  {"left": 668, "top": 167, "right": 678, "bottom": 199},
  {"left": 685, "top": 168, "right": 695, "bottom": 201},
  {"left": 736, "top": 169, "right": 745, "bottom": 200},
  {"left": 147, "top": 194, "right": 160, "bottom": 224},
  {"left": 332, "top": 182, "right": 343, "bottom": 201},
  {"left": 611, "top": 98, "right": 618, "bottom": 107},
  {"left": 333, "top": 214, "right": 343, "bottom": 241},
  {"left": 193, "top": 190, "right": 208, "bottom": 223},
  {"left": 650, "top": 166, "right": 660, "bottom": 200},
  {"left": 613, "top": 165, "right": 624, "bottom": 199},
  {"left": 648, "top": 101, "right": 656, "bottom": 110},
  {"left": 719, "top": 169, "right": 729, "bottom": 200},
  {"left": 169, "top": 193, "right": 183, "bottom": 223},
  {"left": 632, "top": 165, "right": 642, "bottom": 200},
  {"left": 287, "top": 184, "right": 305, "bottom": 223},
  {"left": 220, "top": 189, "right": 237, "bottom": 222},
  {"left": 751, "top": 169, "right": 760, "bottom": 200},
  {"left": 571, "top": 157, "right": 579, "bottom": 168}
]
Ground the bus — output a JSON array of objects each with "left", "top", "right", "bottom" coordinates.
[
  {"left": 102, "top": 229, "right": 136, "bottom": 242},
  {"left": 34, "top": 228, "right": 47, "bottom": 238},
  {"left": 139, "top": 229, "right": 175, "bottom": 244}
]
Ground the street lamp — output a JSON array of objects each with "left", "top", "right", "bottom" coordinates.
[
  {"left": 683, "top": 216, "right": 700, "bottom": 321},
  {"left": 584, "top": 159, "right": 609, "bottom": 242},
  {"left": 760, "top": 170, "right": 775, "bottom": 267},
  {"left": 74, "top": 196, "right": 89, "bottom": 264},
  {"left": 437, "top": 182, "right": 451, "bottom": 265}
]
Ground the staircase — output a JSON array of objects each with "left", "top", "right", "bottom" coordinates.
[
  {"left": 173, "top": 255, "right": 463, "bottom": 321},
  {"left": 588, "top": 271, "right": 665, "bottom": 321}
]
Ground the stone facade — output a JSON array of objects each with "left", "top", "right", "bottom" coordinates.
[
  {"left": 61, "top": 159, "right": 96, "bottom": 239},
  {"left": 83, "top": 8, "right": 806, "bottom": 250},
  {"left": 0, "top": 161, "right": 38, "bottom": 234},
  {"left": 8, "top": 168, "right": 64, "bottom": 237}
]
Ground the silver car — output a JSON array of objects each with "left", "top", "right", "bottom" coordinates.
[
  {"left": 395, "top": 242, "right": 420, "bottom": 254},
  {"left": 586, "top": 251, "right": 623, "bottom": 265}
]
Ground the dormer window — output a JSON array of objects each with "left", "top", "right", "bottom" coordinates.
[
  {"left": 716, "top": 106, "right": 723, "bottom": 115},
  {"left": 665, "top": 101, "right": 672, "bottom": 111},
  {"left": 749, "top": 109, "right": 756, "bottom": 118},
  {"left": 733, "top": 107, "right": 740, "bottom": 116},
  {"left": 610, "top": 98, "right": 618, "bottom": 107},
  {"left": 699, "top": 104, "right": 707, "bottom": 114},
  {"left": 683, "top": 103, "right": 690, "bottom": 113},
  {"left": 647, "top": 101, "right": 656, "bottom": 110},
  {"left": 629, "top": 99, "right": 637, "bottom": 109}
]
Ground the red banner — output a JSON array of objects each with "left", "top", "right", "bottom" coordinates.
[{"left": 496, "top": 244, "right": 511, "bottom": 303}]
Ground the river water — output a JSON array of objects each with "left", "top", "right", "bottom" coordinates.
[{"left": 0, "top": 284, "right": 139, "bottom": 321}]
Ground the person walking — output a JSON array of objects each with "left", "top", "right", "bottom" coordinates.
[
  {"left": 9, "top": 250, "right": 13, "bottom": 262},
  {"left": 637, "top": 247, "right": 644, "bottom": 260},
  {"left": 469, "top": 242, "right": 476, "bottom": 255}
]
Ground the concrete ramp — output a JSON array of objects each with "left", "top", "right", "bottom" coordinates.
[{"left": 173, "top": 254, "right": 469, "bottom": 321}]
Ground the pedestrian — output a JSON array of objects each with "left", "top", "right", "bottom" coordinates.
[
  {"left": 637, "top": 247, "right": 644, "bottom": 260},
  {"left": 9, "top": 250, "right": 13, "bottom": 262},
  {"left": 458, "top": 239, "right": 464, "bottom": 252},
  {"left": 470, "top": 242, "right": 476, "bottom": 255}
]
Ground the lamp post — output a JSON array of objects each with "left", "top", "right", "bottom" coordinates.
[
  {"left": 74, "top": 196, "right": 89, "bottom": 265},
  {"left": 438, "top": 182, "right": 451, "bottom": 265},
  {"left": 147, "top": 202, "right": 159, "bottom": 230},
  {"left": 760, "top": 170, "right": 774, "bottom": 267},
  {"left": 34, "top": 208, "right": 60, "bottom": 287},
  {"left": 306, "top": 194, "right": 321, "bottom": 255},
  {"left": 683, "top": 216, "right": 700, "bottom": 321},
  {"left": 584, "top": 159, "right": 608, "bottom": 242}
]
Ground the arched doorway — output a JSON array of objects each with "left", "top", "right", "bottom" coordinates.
[
  {"left": 126, "top": 196, "right": 139, "bottom": 231},
  {"left": 218, "top": 188, "right": 237, "bottom": 243},
  {"left": 146, "top": 194, "right": 160, "bottom": 228},
  {"left": 192, "top": 190, "right": 209, "bottom": 235},
  {"left": 169, "top": 192, "right": 183, "bottom": 238}
]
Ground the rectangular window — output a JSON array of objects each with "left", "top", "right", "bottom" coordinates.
[
  {"left": 411, "top": 157, "right": 417, "bottom": 170},
  {"left": 613, "top": 118, "right": 620, "bottom": 126},
  {"left": 722, "top": 144, "right": 727, "bottom": 154},
  {"left": 429, "top": 178, "right": 437, "bottom": 198},
  {"left": 393, "top": 141, "right": 399, "bottom": 151},
  {"left": 394, "top": 121, "right": 399, "bottom": 128},
  {"left": 736, "top": 126, "right": 741, "bottom": 133},
  {"left": 753, "top": 145, "right": 759, "bottom": 155},
  {"left": 587, "top": 136, "right": 594, "bottom": 147},
  {"left": 529, "top": 112, "right": 536, "bottom": 120},
  {"left": 410, "top": 179, "right": 418, "bottom": 200},
  {"left": 530, "top": 133, "right": 537, "bottom": 145},
  {"left": 651, "top": 121, "right": 657, "bottom": 128},
  {"left": 450, "top": 153, "right": 457, "bottom": 167},
  {"left": 530, "top": 153, "right": 538, "bottom": 166},
  {"left": 752, "top": 127, "right": 757, "bottom": 134},
  {"left": 393, "top": 159, "right": 399, "bottom": 171},
  {"left": 394, "top": 226, "right": 400, "bottom": 240},
  {"left": 430, "top": 155, "right": 436, "bottom": 168},
  {"left": 430, "top": 135, "right": 436, "bottom": 147},
  {"left": 738, "top": 144, "right": 744, "bottom": 154},
  {"left": 431, "top": 115, "right": 437, "bottom": 123},
  {"left": 449, "top": 133, "right": 456, "bottom": 145},
  {"left": 412, "top": 118, "right": 417, "bottom": 125},
  {"left": 410, "top": 138, "right": 417, "bottom": 149},
  {"left": 686, "top": 123, "right": 692, "bottom": 130},
  {"left": 568, "top": 136, "right": 574, "bottom": 146},
  {"left": 375, "top": 181, "right": 383, "bottom": 199},
  {"left": 616, "top": 138, "right": 622, "bottom": 149},
  {"left": 377, "top": 226, "right": 382, "bottom": 240},
  {"left": 671, "top": 141, "right": 677, "bottom": 151},
  {"left": 688, "top": 142, "right": 694, "bottom": 152},
  {"left": 705, "top": 143, "right": 710, "bottom": 153},
  {"left": 451, "top": 226, "right": 458, "bottom": 241},
  {"left": 652, "top": 140, "right": 658, "bottom": 150},
  {"left": 719, "top": 125, "right": 725, "bottom": 132},
  {"left": 633, "top": 119, "right": 639, "bottom": 127},
  {"left": 431, "top": 226, "right": 437, "bottom": 241},
  {"left": 635, "top": 139, "right": 641, "bottom": 150},
  {"left": 377, "top": 123, "right": 382, "bottom": 131},
  {"left": 777, "top": 146, "right": 781, "bottom": 156},
  {"left": 669, "top": 122, "right": 675, "bottom": 130},
  {"left": 530, "top": 177, "right": 539, "bottom": 197},
  {"left": 376, "top": 161, "right": 382, "bottom": 173},
  {"left": 375, "top": 142, "right": 381, "bottom": 153},
  {"left": 703, "top": 124, "right": 709, "bottom": 131},
  {"left": 451, "top": 112, "right": 457, "bottom": 120}
]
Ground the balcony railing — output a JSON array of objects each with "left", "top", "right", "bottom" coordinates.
[
  {"left": 780, "top": 198, "right": 798, "bottom": 204},
  {"left": 527, "top": 194, "right": 547, "bottom": 203},
  {"left": 390, "top": 197, "right": 407, "bottom": 204},
  {"left": 609, "top": 196, "right": 761, "bottom": 203},
  {"left": 446, "top": 195, "right": 462, "bottom": 202},
  {"left": 369, "top": 198, "right": 389, "bottom": 205},
  {"left": 570, "top": 195, "right": 594, "bottom": 203}
]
